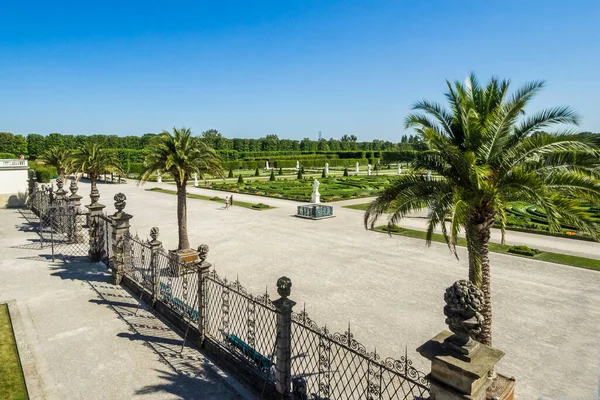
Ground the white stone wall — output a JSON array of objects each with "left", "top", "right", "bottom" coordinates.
[{"left": 0, "top": 168, "right": 28, "bottom": 207}]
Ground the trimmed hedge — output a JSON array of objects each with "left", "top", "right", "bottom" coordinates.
[
  {"left": 0, "top": 152, "right": 17, "bottom": 159},
  {"left": 34, "top": 165, "right": 57, "bottom": 183},
  {"left": 507, "top": 245, "right": 539, "bottom": 257}
]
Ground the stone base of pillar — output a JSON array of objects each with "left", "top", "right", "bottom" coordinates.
[
  {"left": 169, "top": 249, "right": 200, "bottom": 276},
  {"left": 310, "top": 192, "right": 320, "bottom": 203}
]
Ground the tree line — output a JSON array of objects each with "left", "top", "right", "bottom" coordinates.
[{"left": 0, "top": 130, "right": 428, "bottom": 160}]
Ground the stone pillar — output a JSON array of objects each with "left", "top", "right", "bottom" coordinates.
[
  {"left": 27, "top": 169, "right": 36, "bottom": 206},
  {"left": 67, "top": 181, "right": 85, "bottom": 243},
  {"left": 417, "top": 280, "right": 513, "bottom": 400},
  {"left": 196, "top": 244, "right": 211, "bottom": 343},
  {"left": 149, "top": 227, "right": 162, "bottom": 305},
  {"left": 110, "top": 193, "right": 133, "bottom": 285},
  {"left": 325, "top": 163, "right": 329, "bottom": 174},
  {"left": 86, "top": 185, "right": 106, "bottom": 262},
  {"left": 355, "top": 162, "right": 359, "bottom": 174},
  {"left": 273, "top": 277, "right": 295, "bottom": 399},
  {"left": 367, "top": 164, "right": 372, "bottom": 176},
  {"left": 266, "top": 160, "right": 270, "bottom": 170}
]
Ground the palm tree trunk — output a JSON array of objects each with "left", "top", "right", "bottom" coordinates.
[
  {"left": 466, "top": 210, "right": 495, "bottom": 347},
  {"left": 176, "top": 180, "right": 191, "bottom": 251}
]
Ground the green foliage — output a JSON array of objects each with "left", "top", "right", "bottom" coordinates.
[
  {"left": 321, "top": 169, "right": 326, "bottom": 178},
  {"left": 238, "top": 174, "right": 244, "bottom": 184},
  {"left": 254, "top": 167, "right": 260, "bottom": 176},
  {"left": 270, "top": 170, "right": 276, "bottom": 181},
  {"left": 343, "top": 168, "right": 349, "bottom": 177},
  {"left": 41, "top": 146, "right": 72, "bottom": 178},
  {"left": 0, "top": 152, "right": 16, "bottom": 159},
  {"left": 252, "top": 203, "right": 271, "bottom": 209},
  {"left": 71, "top": 143, "right": 121, "bottom": 184},
  {"left": 228, "top": 168, "right": 234, "bottom": 178},
  {"left": 34, "top": 165, "right": 56, "bottom": 183},
  {"left": 0, "top": 304, "right": 28, "bottom": 400},
  {"left": 278, "top": 167, "right": 283, "bottom": 175},
  {"left": 300, "top": 166, "right": 305, "bottom": 173},
  {"left": 0, "top": 132, "right": 27, "bottom": 157},
  {"left": 507, "top": 245, "right": 539, "bottom": 257},
  {"left": 297, "top": 170, "right": 303, "bottom": 180}
]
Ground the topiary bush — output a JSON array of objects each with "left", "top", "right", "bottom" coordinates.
[
  {"left": 297, "top": 170, "right": 303, "bottom": 180},
  {"left": 270, "top": 170, "right": 275, "bottom": 181},
  {"left": 237, "top": 174, "right": 244, "bottom": 184},
  {"left": 343, "top": 168, "right": 348, "bottom": 177},
  {"left": 278, "top": 167, "right": 283, "bottom": 175},
  {"left": 228, "top": 169, "right": 234, "bottom": 178},
  {"left": 254, "top": 167, "right": 260, "bottom": 176},
  {"left": 507, "top": 245, "right": 539, "bottom": 257},
  {"left": 251, "top": 203, "right": 270, "bottom": 209},
  {"left": 321, "top": 169, "right": 326, "bottom": 178},
  {"left": 35, "top": 165, "right": 56, "bottom": 183}
]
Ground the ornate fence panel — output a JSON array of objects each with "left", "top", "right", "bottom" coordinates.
[
  {"left": 124, "top": 233, "right": 153, "bottom": 292},
  {"left": 291, "top": 310, "right": 430, "bottom": 400},
  {"left": 154, "top": 248, "right": 200, "bottom": 323},
  {"left": 99, "top": 214, "right": 113, "bottom": 268},
  {"left": 204, "top": 270, "right": 277, "bottom": 375}
]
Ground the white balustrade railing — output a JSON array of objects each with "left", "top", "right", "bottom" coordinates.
[{"left": 0, "top": 159, "right": 28, "bottom": 168}]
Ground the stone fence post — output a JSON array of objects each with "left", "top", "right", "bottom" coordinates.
[
  {"left": 27, "top": 169, "right": 36, "bottom": 206},
  {"left": 66, "top": 181, "right": 84, "bottom": 243},
  {"left": 86, "top": 186, "right": 106, "bottom": 262},
  {"left": 273, "top": 276, "right": 295, "bottom": 399},
  {"left": 110, "top": 193, "right": 132, "bottom": 285},
  {"left": 417, "top": 280, "right": 515, "bottom": 400},
  {"left": 196, "top": 244, "right": 211, "bottom": 344},
  {"left": 149, "top": 227, "right": 162, "bottom": 305}
]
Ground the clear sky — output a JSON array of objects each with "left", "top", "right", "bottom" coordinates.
[{"left": 1, "top": 0, "right": 599, "bottom": 141}]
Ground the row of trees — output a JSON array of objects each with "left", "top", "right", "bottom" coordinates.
[{"left": 0, "top": 130, "right": 426, "bottom": 160}]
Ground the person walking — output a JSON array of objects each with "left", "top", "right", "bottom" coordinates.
[
  {"left": 230, "top": 195, "right": 233, "bottom": 208},
  {"left": 224, "top": 195, "right": 229, "bottom": 210}
]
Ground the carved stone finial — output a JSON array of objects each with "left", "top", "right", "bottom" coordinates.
[
  {"left": 443, "top": 280, "right": 484, "bottom": 348},
  {"left": 69, "top": 180, "right": 78, "bottom": 195},
  {"left": 90, "top": 185, "right": 100, "bottom": 204},
  {"left": 197, "top": 244, "right": 209, "bottom": 263},
  {"left": 56, "top": 177, "right": 64, "bottom": 190},
  {"left": 277, "top": 276, "right": 292, "bottom": 298},
  {"left": 150, "top": 227, "right": 159, "bottom": 241},
  {"left": 114, "top": 193, "right": 127, "bottom": 213},
  {"left": 28, "top": 169, "right": 35, "bottom": 179}
]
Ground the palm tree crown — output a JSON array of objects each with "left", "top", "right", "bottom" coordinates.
[
  {"left": 71, "top": 143, "right": 121, "bottom": 187},
  {"left": 365, "top": 74, "right": 600, "bottom": 346},
  {"left": 140, "top": 127, "right": 223, "bottom": 251},
  {"left": 42, "top": 146, "right": 72, "bottom": 179}
]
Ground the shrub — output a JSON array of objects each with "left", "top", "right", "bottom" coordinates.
[
  {"left": 35, "top": 165, "right": 56, "bottom": 183},
  {"left": 321, "top": 169, "right": 326, "bottom": 178},
  {"left": 211, "top": 196, "right": 221, "bottom": 201},
  {"left": 254, "top": 167, "right": 260, "bottom": 176},
  {"left": 278, "top": 167, "right": 283, "bottom": 175},
  {"left": 343, "top": 168, "right": 349, "bottom": 177},
  {"left": 252, "top": 203, "right": 270, "bottom": 209},
  {"left": 300, "top": 166, "right": 305, "bottom": 173},
  {"left": 270, "top": 170, "right": 275, "bottom": 181},
  {"left": 297, "top": 170, "right": 303, "bottom": 180},
  {"left": 228, "top": 169, "right": 234, "bottom": 178},
  {"left": 237, "top": 174, "right": 244, "bottom": 184},
  {"left": 507, "top": 245, "right": 539, "bottom": 257},
  {"left": 0, "top": 152, "right": 17, "bottom": 159}
]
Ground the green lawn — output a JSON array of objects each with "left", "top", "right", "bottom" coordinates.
[
  {"left": 373, "top": 225, "right": 600, "bottom": 272},
  {"left": 146, "top": 187, "right": 274, "bottom": 210},
  {"left": 0, "top": 304, "right": 28, "bottom": 400}
]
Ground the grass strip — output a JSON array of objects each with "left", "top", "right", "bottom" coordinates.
[
  {"left": 146, "top": 187, "right": 274, "bottom": 210},
  {"left": 373, "top": 226, "right": 600, "bottom": 272},
  {"left": 0, "top": 304, "right": 28, "bottom": 400}
]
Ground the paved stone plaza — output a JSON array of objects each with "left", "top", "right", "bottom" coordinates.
[{"left": 85, "top": 179, "right": 599, "bottom": 400}]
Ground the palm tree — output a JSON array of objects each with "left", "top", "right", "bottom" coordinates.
[
  {"left": 140, "top": 127, "right": 224, "bottom": 252},
  {"left": 364, "top": 74, "right": 600, "bottom": 346},
  {"left": 41, "top": 146, "right": 72, "bottom": 179},
  {"left": 71, "top": 143, "right": 121, "bottom": 192}
]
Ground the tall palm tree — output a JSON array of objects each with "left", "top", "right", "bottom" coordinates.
[
  {"left": 140, "top": 127, "right": 224, "bottom": 252},
  {"left": 41, "top": 146, "right": 72, "bottom": 179},
  {"left": 364, "top": 74, "right": 600, "bottom": 346},
  {"left": 71, "top": 143, "right": 121, "bottom": 192}
]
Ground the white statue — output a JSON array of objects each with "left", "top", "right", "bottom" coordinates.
[
  {"left": 397, "top": 164, "right": 402, "bottom": 175},
  {"left": 325, "top": 163, "right": 329, "bottom": 174},
  {"left": 193, "top": 173, "right": 198, "bottom": 187},
  {"left": 311, "top": 179, "right": 321, "bottom": 203},
  {"left": 157, "top": 171, "right": 162, "bottom": 183},
  {"left": 367, "top": 164, "right": 372, "bottom": 176},
  {"left": 296, "top": 161, "right": 300, "bottom": 170},
  {"left": 266, "top": 161, "right": 269, "bottom": 170},
  {"left": 355, "top": 162, "right": 359, "bottom": 173},
  {"left": 427, "top": 170, "right": 432, "bottom": 181}
]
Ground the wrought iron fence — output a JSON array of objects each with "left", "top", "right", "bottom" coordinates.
[
  {"left": 291, "top": 310, "right": 430, "bottom": 400},
  {"left": 204, "top": 271, "right": 278, "bottom": 375},
  {"left": 99, "top": 214, "right": 113, "bottom": 268}
]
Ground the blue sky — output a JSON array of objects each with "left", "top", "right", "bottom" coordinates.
[{"left": 1, "top": 0, "right": 599, "bottom": 141}]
